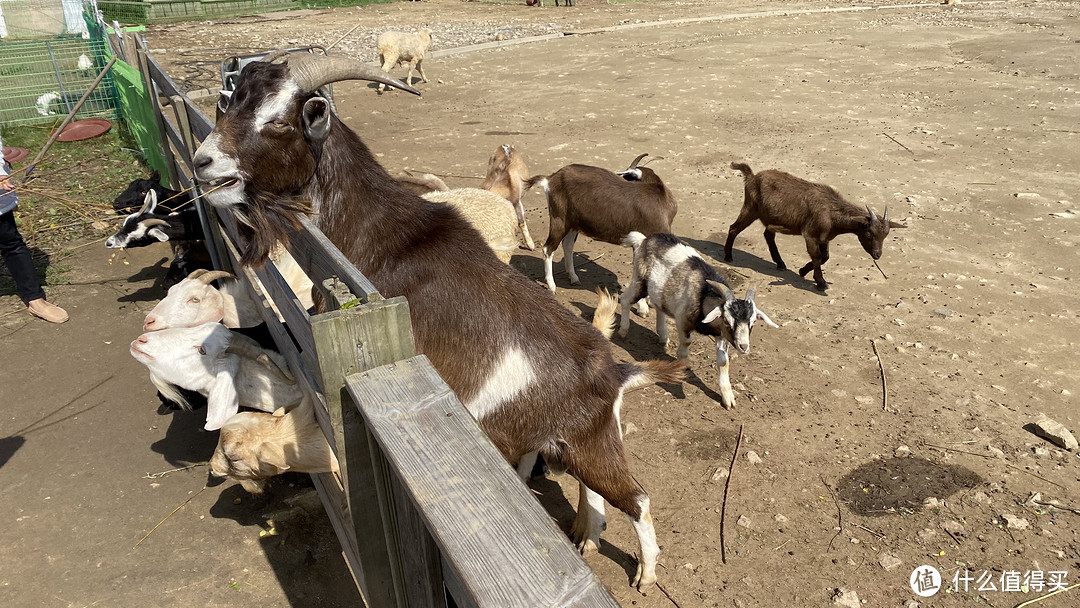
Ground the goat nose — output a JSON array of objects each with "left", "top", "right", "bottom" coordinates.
[
  {"left": 194, "top": 153, "right": 213, "bottom": 172},
  {"left": 136, "top": 335, "right": 149, "bottom": 344},
  {"left": 738, "top": 343, "right": 750, "bottom": 354},
  {"left": 143, "top": 317, "right": 156, "bottom": 331}
]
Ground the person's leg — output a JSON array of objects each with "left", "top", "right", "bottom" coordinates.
[{"left": 0, "top": 211, "right": 66, "bottom": 322}]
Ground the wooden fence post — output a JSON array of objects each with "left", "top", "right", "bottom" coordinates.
[{"left": 311, "top": 295, "right": 415, "bottom": 608}]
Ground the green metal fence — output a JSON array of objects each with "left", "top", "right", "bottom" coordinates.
[
  {"left": 97, "top": 0, "right": 402, "bottom": 25},
  {"left": 0, "top": 36, "right": 118, "bottom": 126}
]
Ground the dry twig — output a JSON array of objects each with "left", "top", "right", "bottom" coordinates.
[
  {"left": 1013, "top": 582, "right": 1079, "bottom": 607},
  {"left": 872, "top": 258, "right": 888, "bottom": 280},
  {"left": 821, "top": 475, "right": 843, "bottom": 551},
  {"left": 719, "top": 424, "right": 743, "bottom": 564},
  {"left": 133, "top": 485, "right": 208, "bottom": 549},
  {"left": 881, "top": 132, "right": 914, "bottom": 154},
  {"left": 654, "top": 581, "right": 682, "bottom": 608},
  {"left": 870, "top": 339, "right": 888, "bottom": 412},
  {"left": 143, "top": 462, "right": 209, "bottom": 479}
]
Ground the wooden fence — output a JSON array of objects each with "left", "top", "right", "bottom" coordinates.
[{"left": 118, "top": 30, "right": 622, "bottom": 608}]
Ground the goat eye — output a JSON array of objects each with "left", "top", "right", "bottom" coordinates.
[
  {"left": 197, "top": 345, "right": 207, "bottom": 355},
  {"left": 269, "top": 120, "right": 289, "bottom": 129},
  {"left": 189, "top": 297, "right": 200, "bottom": 304}
]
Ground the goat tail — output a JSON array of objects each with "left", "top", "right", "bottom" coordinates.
[
  {"left": 522, "top": 175, "right": 548, "bottom": 193},
  {"left": 620, "top": 358, "right": 687, "bottom": 392},
  {"left": 730, "top": 162, "right": 754, "bottom": 178},
  {"left": 622, "top": 231, "right": 646, "bottom": 250},
  {"left": 592, "top": 287, "right": 618, "bottom": 339}
]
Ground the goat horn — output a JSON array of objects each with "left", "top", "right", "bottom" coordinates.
[
  {"left": 142, "top": 218, "right": 170, "bottom": 228},
  {"left": 866, "top": 205, "right": 878, "bottom": 222},
  {"left": 225, "top": 334, "right": 296, "bottom": 384},
  {"left": 136, "top": 189, "right": 156, "bottom": 215},
  {"left": 624, "top": 153, "right": 648, "bottom": 171},
  {"left": 285, "top": 54, "right": 421, "bottom": 96},
  {"left": 883, "top": 206, "right": 889, "bottom": 223},
  {"left": 260, "top": 49, "right": 292, "bottom": 64},
  {"left": 196, "top": 270, "right": 236, "bottom": 284}
]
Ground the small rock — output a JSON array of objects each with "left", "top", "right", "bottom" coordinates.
[
  {"left": 745, "top": 450, "right": 763, "bottom": 465},
  {"left": 849, "top": 537, "right": 860, "bottom": 544},
  {"left": 774, "top": 514, "right": 788, "bottom": 523},
  {"left": 1013, "top": 192, "right": 1040, "bottom": 198},
  {"left": 894, "top": 318, "right": 906, "bottom": 327},
  {"left": 933, "top": 308, "right": 955, "bottom": 318},
  {"left": 917, "top": 528, "right": 937, "bottom": 541},
  {"left": 711, "top": 468, "right": 729, "bottom": 481},
  {"left": 972, "top": 491, "right": 990, "bottom": 504},
  {"left": 736, "top": 514, "right": 752, "bottom": 528},
  {"left": 1033, "top": 446, "right": 1050, "bottom": 458},
  {"left": 895, "top": 445, "right": 911, "bottom": 457},
  {"left": 854, "top": 395, "right": 874, "bottom": 405},
  {"left": 831, "top": 588, "right": 861, "bottom": 608},
  {"left": 879, "top": 552, "right": 903, "bottom": 571},
  {"left": 1031, "top": 415, "right": 1079, "bottom": 451},
  {"left": 905, "top": 601, "right": 921, "bottom": 608},
  {"left": 624, "top": 422, "right": 639, "bottom": 435},
  {"left": 1001, "top": 513, "right": 1029, "bottom": 530},
  {"left": 987, "top": 445, "right": 1005, "bottom": 459},
  {"left": 942, "top": 520, "right": 965, "bottom": 535}
]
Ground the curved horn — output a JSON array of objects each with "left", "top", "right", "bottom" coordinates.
[
  {"left": 142, "top": 218, "right": 170, "bottom": 228},
  {"left": 137, "top": 189, "right": 157, "bottom": 215},
  {"left": 196, "top": 270, "right": 236, "bottom": 285},
  {"left": 866, "top": 205, "right": 878, "bottom": 222},
  {"left": 286, "top": 54, "right": 421, "bottom": 96},
  {"left": 883, "top": 206, "right": 889, "bottom": 223},
  {"left": 624, "top": 153, "right": 648, "bottom": 171},
  {"left": 260, "top": 49, "right": 292, "bottom": 64},
  {"left": 225, "top": 334, "right": 296, "bottom": 384}
]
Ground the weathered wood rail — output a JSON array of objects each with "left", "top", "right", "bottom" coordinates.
[{"left": 118, "top": 29, "right": 621, "bottom": 607}]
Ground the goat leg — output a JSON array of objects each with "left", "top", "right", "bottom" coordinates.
[
  {"left": 570, "top": 478, "right": 605, "bottom": 555},
  {"left": 763, "top": 229, "right": 786, "bottom": 270},
  {"left": 716, "top": 339, "right": 735, "bottom": 409},
  {"left": 802, "top": 237, "right": 829, "bottom": 291}
]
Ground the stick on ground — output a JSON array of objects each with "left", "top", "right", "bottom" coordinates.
[
  {"left": 821, "top": 475, "right": 843, "bottom": 551},
  {"left": 870, "top": 339, "right": 888, "bottom": 412},
  {"left": 872, "top": 258, "right": 888, "bottom": 280},
  {"left": 133, "top": 485, "right": 207, "bottom": 549},
  {"left": 719, "top": 424, "right": 743, "bottom": 564}
]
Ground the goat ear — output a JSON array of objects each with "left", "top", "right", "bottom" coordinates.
[
  {"left": 706, "top": 280, "right": 735, "bottom": 302},
  {"left": 217, "top": 90, "right": 231, "bottom": 115},
  {"left": 702, "top": 306, "right": 723, "bottom": 324},
  {"left": 302, "top": 97, "right": 332, "bottom": 143},
  {"left": 754, "top": 306, "right": 779, "bottom": 328},
  {"left": 272, "top": 407, "right": 287, "bottom": 418},
  {"left": 888, "top": 220, "right": 907, "bottom": 229},
  {"left": 148, "top": 227, "right": 169, "bottom": 242},
  {"left": 255, "top": 443, "right": 291, "bottom": 475},
  {"left": 150, "top": 170, "right": 161, "bottom": 183}
]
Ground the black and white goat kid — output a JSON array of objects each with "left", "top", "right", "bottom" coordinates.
[{"left": 618, "top": 232, "right": 778, "bottom": 409}]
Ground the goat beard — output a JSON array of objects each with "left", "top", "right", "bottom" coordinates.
[{"left": 235, "top": 190, "right": 311, "bottom": 267}]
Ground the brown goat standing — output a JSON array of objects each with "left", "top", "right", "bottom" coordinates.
[
  {"left": 526, "top": 154, "right": 677, "bottom": 294},
  {"left": 724, "top": 162, "right": 906, "bottom": 291},
  {"left": 480, "top": 144, "right": 535, "bottom": 250},
  {"left": 192, "top": 55, "right": 684, "bottom": 591}
]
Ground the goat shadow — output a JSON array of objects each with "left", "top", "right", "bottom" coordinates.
[
  {"left": 510, "top": 250, "right": 622, "bottom": 296},
  {"left": 0, "top": 435, "right": 26, "bottom": 470},
  {"left": 0, "top": 246, "right": 54, "bottom": 298},
  {"left": 115, "top": 257, "right": 171, "bottom": 303},
  {"left": 679, "top": 235, "right": 826, "bottom": 296},
  {"left": 527, "top": 474, "right": 641, "bottom": 587},
  {"left": 207, "top": 476, "right": 363, "bottom": 606},
  {"left": 838, "top": 457, "right": 984, "bottom": 516},
  {"left": 148, "top": 400, "right": 220, "bottom": 468}
]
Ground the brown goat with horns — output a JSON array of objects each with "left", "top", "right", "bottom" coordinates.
[
  {"left": 724, "top": 162, "right": 906, "bottom": 291},
  {"left": 191, "top": 52, "right": 684, "bottom": 591}
]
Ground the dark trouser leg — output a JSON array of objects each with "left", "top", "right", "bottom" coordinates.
[{"left": 0, "top": 211, "right": 45, "bottom": 304}]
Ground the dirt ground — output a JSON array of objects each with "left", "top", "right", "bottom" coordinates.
[{"left": 3, "top": 0, "right": 1079, "bottom": 606}]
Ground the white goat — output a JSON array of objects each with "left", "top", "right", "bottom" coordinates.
[
  {"left": 129, "top": 322, "right": 303, "bottom": 430},
  {"left": 143, "top": 246, "right": 313, "bottom": 331},
  {"left": 422, "top": 188, "right": 521, "bottom": 263},
  {"left": 210, "top": 393, "right": 338, "bottom": 494},
  {"left": 617, "top": 232, "right": 778, "bottom": 409},
  {"left": 376, "top": 28, "right": 432, "bottom": 92}
]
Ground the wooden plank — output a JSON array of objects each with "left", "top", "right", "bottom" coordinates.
[
  {"left": 346, "top": 357, "right": 620, "bottom": 608},
  {"left": 311, "top": 296, "right": 415, "bottom": 608},
  {"left": 389, "top": 473, "right": 447, "bottom": 608},
  {"left": 167, "top": 95, "right": 195, "bottom": 169},
  {"left": 290, "top": 215, "right": 380, "bottom": 302}
]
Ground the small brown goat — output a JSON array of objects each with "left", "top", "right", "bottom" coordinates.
[
  {"left": 724, "top": 163, "right": 906, "bottom": 291},
  {"left": 480, "top": 144, "right": 535, "bottom": 250},
  {"left": 210, "top": 395, "right": 339, "bottom": 494},
  {"left": 526, "top": 153, "right": 677, "bottom": 293}
]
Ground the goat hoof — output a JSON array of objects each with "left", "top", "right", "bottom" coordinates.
[
  {"left": 815, "top": 283, "right": 828, "bottom": 292},
  {"left": 776, "top": 263, "right": 787, "bottom": 271},
  {"left": 576, "top": 538, "right": 599, "bottom": 556},
  {"left": 632, "top": 565, "right": 657, "bottom": 592},
  {"left": 617, "top": 327, "right": 629, "bottom": 339}
]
